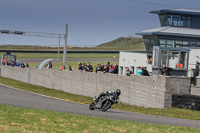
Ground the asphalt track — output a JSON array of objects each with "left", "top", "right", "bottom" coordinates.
[{"left": 0, "top": 84, "right": 200, "bottom": 128}]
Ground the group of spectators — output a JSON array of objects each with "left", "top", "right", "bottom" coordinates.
[
  {"left": 3, "top": 59, "right": 29, "bottom": 69},
  {"left": 95, "top": 62, "right": 118, "bottom": 74},
  {"left": 126, "top": 66, "right": 150, "bottom": 76},
  {"left": 60, "top": 61, "right": 119, "bottom": 74}
]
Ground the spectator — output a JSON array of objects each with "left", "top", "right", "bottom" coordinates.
[
  {"left": 2, "top": 57, "right": 6, "bottom": 66},
  {"left": 107, "top": 61, "right": 110, "bottom": 67},
  {"left": 113, "top": 63, "right": 118, "bottom": 74},
  {"left": 48, "top": 61, "right": 52, "bottom": 69},
  {"left": 67, "top": 64, "right": 73, "bottom": 71},
  {"left": 136, "top": 66, "right": 142, "bottom": 75},
  {"left": 100, "top": 63, "right": 104, "bottom": 71},
  {"left": 17, "top": 60, "right": 21, "bottom": 67},
  {"left": 103, "top": 65, "right": 109, "bottom": 73},
  {"left": 176, "top": 61, "right": 183, "bottom": 68},
  {"left": 142, "top": 67, "right": 149, "bottom": 76},
  {"left": 78, "top": 62, "right": 83, "bottom": 70},
  {"left": 21, "top": 63, "right": 25, "bottom": 68},
  {"left": 82, "top": 63, "right": 88, "bottom": 71},
  {"left": 61, "top": 64, "right": 66, "bottom": 71},
  {"left": 26, "top": 62, "right": 29, "bottom": 68},
  {"left": 161, "top": 64, "right": 171, "bottom": 76},
  {"left": 109, "top": 65, "right": 114, "bottom": 73},
  {"left": 87, "top": 62, "right": 93, "bottom": 72},
  {"left": 95, "top": 64, "right": 101, "bottom": 73},
  {"left": 11, "top": 61, "right": 15, "bottom": 67},
  {"left": 126, "top": 67, "right": 132, "bottom": 76}
]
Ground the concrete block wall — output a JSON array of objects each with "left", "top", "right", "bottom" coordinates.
[{"left": 0, "top": 66, "right": 191, "bottom": 108}]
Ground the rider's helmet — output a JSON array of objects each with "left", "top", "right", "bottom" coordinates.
[{"left": 115, "top": 89, "right": 121, "bottom": 96}]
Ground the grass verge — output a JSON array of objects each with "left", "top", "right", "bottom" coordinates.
[
  {"left": 0, "top": 76, "right": 200, "bottom": 121},
  {"left": 0, "top": 52, "right": 119, "bottom": 59},
  {"left": 0, "top": 104, "right": 199, "bottom": 133}
]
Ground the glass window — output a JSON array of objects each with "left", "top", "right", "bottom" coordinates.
[
  {"left": 159, "top": 15, "right": 169, "bottom": 26},
  {"left": 180, "top": 51, "right": 187, "bottom": 69},
  {"left": 190, "top": 42, "right": 197, "bottom": 47},
  {"left": 166, "top": 15, "right": 191, "bottom": 28},
  {"left": 160, "top": 50, "right": 168, "bottom": 67},
  {"left": 144, "top": 39, "right": 159, "bottom": 55},
  {"left": 197, "top": 42, "right": 200, "bottom": 47},
  {"left": 159, "top": 39, "right": 174, "bottom": 48},
  {"left": 182, "top": 41, "right": 189, "bottom": 45},
  {"left": 168, "top": 51, "right": 179, "bottom": 68}
]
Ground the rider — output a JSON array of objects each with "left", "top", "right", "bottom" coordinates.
[{"left": 95, "top": 89, "right": 121, "bottom": 108}]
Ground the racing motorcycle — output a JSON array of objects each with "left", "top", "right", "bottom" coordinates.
[{"left": 89, "top": 89, "right": 120, "bottom": 111}]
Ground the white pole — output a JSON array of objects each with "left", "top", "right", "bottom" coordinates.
[
  {"left": 57, "top": 34, "right": 61, "bottom": 70},
  {"left": 63, "top": 24, "right": 68, "bottom": 69}
]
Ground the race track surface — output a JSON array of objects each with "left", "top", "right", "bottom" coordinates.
[{"left": 0, "top": 84, "right": 200, "bottom": 128}]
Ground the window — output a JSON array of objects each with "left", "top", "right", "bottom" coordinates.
[
  {"left": 159, "top": 39, "right": 174, "bottom": 48},
  {"left": 159, "top": 15, "right": 169, "bottom": 26},
  {"left": 130, "top": 67, "right": 134, "bottom": 74},
  {"left": 120, "top": 66, "right": 123, "bottom": 75},
  {"left": 168, "top": 51, "right": 179, "bottom": 68},
  {"left": 190, "top": 42, "right": 197, "bottom": 47},
  {"left": 164, "top": 15, "right": 192, "bottom": 28},
  {"left": 197, "top": 42, "right": 200, "bottom": 47},
  {"left": 160, "top": 50, "right": 168, "bottom": 67}
]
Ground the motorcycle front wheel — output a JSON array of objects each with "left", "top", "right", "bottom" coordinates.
[
  {"left": 89, "top": 101, "right": 96, "bottom": 110},
  {"left": 101, "top": 100, "right": 112, "bottom": 111}
]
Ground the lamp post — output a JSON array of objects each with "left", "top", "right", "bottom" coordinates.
[{"left": 63, "top": 24, "right": 68, "bottom": 69}]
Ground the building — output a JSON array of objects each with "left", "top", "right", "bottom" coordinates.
[{"left": 119, "top": 8, "right": 200, "bottom": 77}]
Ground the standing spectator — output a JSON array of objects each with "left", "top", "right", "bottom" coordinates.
[
  {"left": 100, "top": 63, "right": 104, "bottom": 71},
  {"left": 49, "top": 61, "right": 52, "bottom": 69},
  {"left": 126, "top": 67, "right": 132, "bottom": 76},
  {"left": 2, "top": 57, "right": 6, "bottom": 65},
  {"left": 26, "top": 62, "right": 29, "bottom": 68},
  {"left": 78, "top": 62, "right": 83, "bottom": 70},
  {"left": 87, "top": 62, "right": 93, "bottom": 72},
  {"left": 103, "top": 65, "right": 109, "bottom": 73},
  {"left": 107, "top": 61, "right": 111, "bottom": 67},
  {"left": 142, "top": 67, "right": 149, "bottom": 76},
  {"left": 113, "top": 63, "right": 118, "bottom": 74},
  {"left": 136, "top": 66, "right": 142, "bottom": 75},
  {"left": 61, "top": 64, "right": 66, "bottom": 71},
  {"left": 67, "top": 65, "right": 73, "bottom": 71},
  {"left": 11, "top": 61, "right": 15, "bottom": 67},
  {"left": 17, "top": 60, "right": 21, "bottom": 67},
  {"left": 161, "top": 64, "right": 170, "bottom": 76},
  {"left": 21, "top": 63, "right": 25, "bottom": 68},
  {"left": 95, "top": 64, "right": 101, "bottom": 73},
  {"left": 109, "top": 65, "right": 114, "bottom": 73}
]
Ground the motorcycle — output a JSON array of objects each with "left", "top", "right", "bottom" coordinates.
[{"left": 89, "top": 91, "right": 119, "bottom": 111}]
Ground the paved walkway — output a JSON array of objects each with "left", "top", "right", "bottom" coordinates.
[{"left": 0, "top": 84, "right": 200, "bottom": 128}]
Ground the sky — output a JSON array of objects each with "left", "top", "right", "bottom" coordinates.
[{"left": 0, "top": 0, "right": 200, "bottom": 47}]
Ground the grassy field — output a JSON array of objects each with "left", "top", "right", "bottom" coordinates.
[
  {"left": 0, "top": 52, "right": 119, "bottom": 59},
  {"left": 1, "top": 76, "right": 200, "bottom": 121},
  {"left": 0, "top": 104, "right": 199, "bottom": 133}
]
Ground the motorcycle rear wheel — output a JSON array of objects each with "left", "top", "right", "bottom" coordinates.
[
  {"left": 101, "top": 100, "right": 112, "bottom": 111},
  {"left": 89, "top": 101, "right": 96, "bottom": 110}
]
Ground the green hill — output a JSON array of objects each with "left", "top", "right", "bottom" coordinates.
[{"left": 96, "top": 37, "right": 145, "bottom": 50}]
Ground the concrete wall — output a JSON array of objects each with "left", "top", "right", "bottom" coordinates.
[{"left": 1, "top": 66, "right": 191, "bottom": 108}]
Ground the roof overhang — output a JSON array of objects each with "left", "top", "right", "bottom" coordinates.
[{"left": 136, "top": 26, "right": 200, "bottom": 38}]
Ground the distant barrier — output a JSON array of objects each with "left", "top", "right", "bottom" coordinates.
[{"left": 0, "top": 66, "right": 191, "bottom": 108}]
